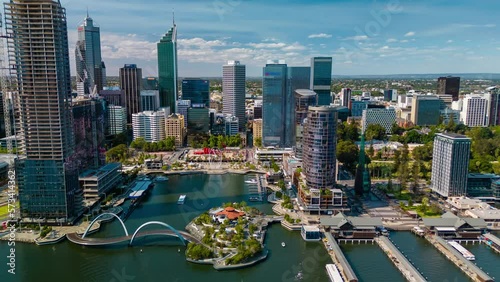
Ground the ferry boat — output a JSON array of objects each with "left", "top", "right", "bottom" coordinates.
[
  {"left": 412, "top": 226, "right": 425, "bottom": 237},
  {"left": 155, "top": 176, "right": 169, "bottom": 182},
  {"left": 177, "top": 195, "right": 186, "bottom": 205},
  {"left": 448, "top": 240, "right": 475, "bottom": 260},
  {"left": 249, "top": 196, "right": 262, "bottom": 202}
]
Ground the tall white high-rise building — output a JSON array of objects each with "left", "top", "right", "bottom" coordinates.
[
  {"left": 223, "top": 61, "right": 246, "bottom": 131},
  {"left": 431, "top": 133, "right": 471, "bottom": 197},
  {"left": 75, "top": 13, "right": 105, "bottom": 96},
  {"left": 461, "top": 94, "right": 489, "bottom": 127},
  {"left": 132, "top": 111, "right": 166, "bottom": 142}
]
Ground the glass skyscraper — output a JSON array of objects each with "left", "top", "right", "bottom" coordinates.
[
  {"left": 119, "top": 64, "right": 142, "bottom": 123},
  {"left": 262, "top": 61, "right": 287, "bottom": 147},
  {"left": 263, "top": 62, "right": 310, "bottom": 147},
  {"left": 6, "top": 0, "right": 83, "bottom": 222},
  {"left": 222, "top": 61, "right": 246, "bottom": 131},
  {"left": 75, "top": 13, "right": 105, "bottom": 96},
  {"left": 182, "top": 78, "right": 210, "bottom": 108},
  {"left": 310, "top": 57, "right": 333, "bottom": 106},
  {"left": 287, "top": 67, "right": 310, "bottom": 147},
  {"left": 158, "top": 21, "right": 178, "bottom": 112}
]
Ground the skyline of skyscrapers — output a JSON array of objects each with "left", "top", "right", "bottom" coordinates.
[
  {"left": 75, "top": 14, "right": 105, "bottom": 96},
  {"left": 222, "top": 60, "right": 246, "bottom": 131},
  {"left": 7, "top": 0, "right": 83, "bottom": 222},
  {"left": 158, "top": 20, "right": 178, "bottom": 112}
]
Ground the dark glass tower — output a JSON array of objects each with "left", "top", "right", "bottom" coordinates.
[
  {"left": 7, "top": 0, "right": 83, "bottom": 222},
  {"left": 158, "top": 20, "right": 178, "bottom": 112},
  {"left": 119, "top": 64, "right": 142, "bottom": 123},
  {"left": 310, "top": 57, "right": 332, "bottom": 106},
  {"left": 437, "top": 76, "right": 460, "bottom": 101},
  {"left": 182, "top": 78, "right": 210, "bottom": 108}
]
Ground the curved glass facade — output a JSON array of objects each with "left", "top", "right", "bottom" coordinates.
[{"left": 303, "top": 106, "right": 337, "bottom": 190}]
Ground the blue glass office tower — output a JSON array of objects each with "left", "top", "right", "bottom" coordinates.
[
  {"left": 263, "top": 63, "right": 311, "bottom": 147},
  {"left": 182, "top": 78, "right": 210, "bottom": 108},
  {"left": 263, "top": 62, "right": 287, "bottom": 147},
  {"left": 310, "top": 57, "right": 333, "bottom": 106},
  {"left": 7, "top": 0, "right": 83, "bottom": 223},
  {"left": 287, "top": 67, "right": 310, "bottom": 146}
]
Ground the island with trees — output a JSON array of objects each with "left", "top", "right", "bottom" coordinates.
[{"left": 184, "top": 202, "right": 270, "bottom": 270}]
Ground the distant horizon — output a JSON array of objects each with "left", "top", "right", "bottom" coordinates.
[
  {"left": 96, "top": 72, "right": 500, "bottom": 80},
  {"left": 63, "top": 0, "right": 500, "bottom": 77}
]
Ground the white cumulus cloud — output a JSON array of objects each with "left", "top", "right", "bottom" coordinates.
[
  {"left": 404, "top": 31, "right": 416, "bottom": 37},
  {"left": 308, "top": 33, "right": 332, "bottom": 39}
]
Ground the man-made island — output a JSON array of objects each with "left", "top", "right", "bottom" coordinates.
[{"left": 184, "top": 202, "right": 279, "bottom": 270}]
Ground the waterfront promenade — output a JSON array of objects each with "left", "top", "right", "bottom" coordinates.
[{"left": 376, "top": 236, "right": 427, "bottom": 282}]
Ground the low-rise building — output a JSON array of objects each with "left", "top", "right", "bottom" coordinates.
[
  {"left": 79, "top": 163, "right": 123, "bottom": 200},
  {"left": 254, "top": 147, "right": 293, "bottom": 162},
  {"left": 465, "top": 205, "right": 500, "bottom": 230},
  {"left": 421, "top": 211, "right": 487, "bottom": 239},
  {"left": 144, "top": 159, "right": 163, "bottom": 170},
  {"left": 467, "top": 173, "right": 500, "bottom": 201},
  {"left": 320, "top": 213, "right": 383, "bottom": 239}
]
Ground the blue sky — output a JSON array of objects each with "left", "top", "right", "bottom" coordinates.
[{"left": 61, "top": 0, "right": 500, "bottom": 77}]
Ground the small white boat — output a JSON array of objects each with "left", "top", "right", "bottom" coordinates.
[
  {"left": 155, "top": 176, "right": 168, "bottom": 182},
  {"left": 281, "top": 242, "right": 286, "bottom": 247},
  {"left": 245, "top": 179, "right": 258, "bottom": 184},
  {"left": 177, "top": 195, "right": 186, "bottom": 205}
]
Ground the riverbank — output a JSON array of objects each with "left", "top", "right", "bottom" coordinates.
[{"left": 145, "top": 169, "right": 267, "bottom": 176}]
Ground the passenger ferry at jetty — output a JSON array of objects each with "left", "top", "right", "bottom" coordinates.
[
  {"left": 177, "top": 195, "right": 186, "bottom": 205},
  {"left": 448, "top": 240, "right": 475, "bottom": 260}
]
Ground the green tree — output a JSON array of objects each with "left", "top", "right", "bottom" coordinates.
[
  {"left": 254, "top": 137, "right": 262, "bottom": 148},
  {"left": 336, "top": 140, "right": 359, "bottom": 174},
  {"left": 365, "top": 124, "right": 387, "bottom": 141},
  {"left": 391, "top": 123, "right": 405, "bottom": 135}
]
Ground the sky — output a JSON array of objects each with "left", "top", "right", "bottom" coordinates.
[{"left": 61, "top": 0, "right": 500, "bottom": 77}]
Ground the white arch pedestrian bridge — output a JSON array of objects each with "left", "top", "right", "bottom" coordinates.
[{"left": 66, "top": 213, "right": 199, "bottom": 246}]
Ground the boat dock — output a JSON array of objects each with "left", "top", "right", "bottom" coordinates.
[
  {"left": 375, "top": 236, "right": 427, "bottom": 282},
  {"left": 324, "top": 232, "right": 358, "bottom": 282},
  {"left": 121, "top": 179, "right": 153, "bottom": 221},
  {"left": 426, "top": 235, "right": 493, "bottom": 282},
  {"left": 480, "top": 233, "right": 500, "bottom": 254},
  {"left": 248, "top": 176, "right": 266, "bottom": 202}
]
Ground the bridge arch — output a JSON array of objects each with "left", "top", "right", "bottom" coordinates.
[
  {"left": 129, "top": 221, "right": 186, "bottom": 246},
  {"left": 82, "top": 213, "right": 129, "bottom": 238}
]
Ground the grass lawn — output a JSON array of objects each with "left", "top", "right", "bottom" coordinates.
[
  {"left": 0, "top": 202, "right": 19, "bottom": 218},
  {"left": 401, "top": 205, "right": 441, "bottom": 218}
]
